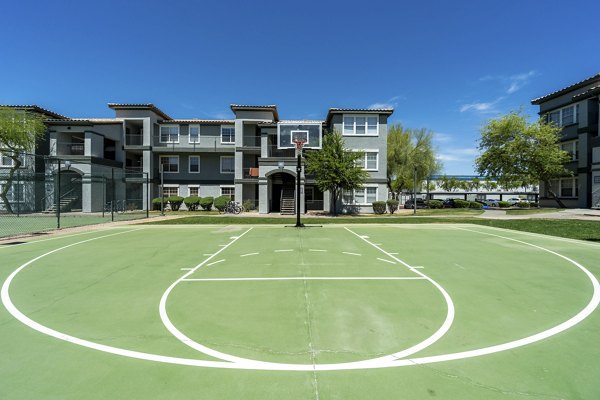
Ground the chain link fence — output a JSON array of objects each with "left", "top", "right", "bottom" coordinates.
[{"left": 0, "top": 152, "right": 150, "bottom": 239}]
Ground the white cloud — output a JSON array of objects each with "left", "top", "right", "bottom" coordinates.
[
  {"left": 478, "top": 70, "right": 538, "bottom": 95},
  {"left": 460, "top": 102, "right": 495, "bottom": 113},
  {"left": 368, "top": 95, "right": 405, "bottom": 110},
  {"left": 436, "top": 147, "right": 478, "bottom": 162}
]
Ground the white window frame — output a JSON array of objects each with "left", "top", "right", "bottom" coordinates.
[
  {"left": 343, "top": 185, "right": 379, "bottom": 205},
  {"left": 290, "top": 130, "right": 309, "bottom": 146},
  {"left": 547, "top": 104, "right": 580, "bottom": 127},
  {"left": 220, "top": 185, "right": 235, "bottom": 199},
  {"left": 159, "top": 155, "right": 179, "bottom": 173},
  {"left": 355, "top": 150, "right": 379, "bottom": 171},
  {"left": 550, "top": 177, "right": 578, "bottom": 198},
  {"left": 560, "top": 140, "right": 578, "bottom": 161},
  {"left": 221, "top": 125, "right": 235, "bottom": 144},
  {"left": 189, "top": 155, "right": 200, "bottom": 173},
  {"left": 162, "top": 184, "right": 179, "bottom": 197},
  {"left": 160, "top": 125, "right": 180, "bottom": 143},
  {"left": 188, "top": 125, "right": 200, "bottom": 144},
  {"left": 188, "top": 185, "right": 199, "bottom": 197},
  {"left": 220, "top": 156, "right": 235, "bottom": 174},
  {"left": 342, "top": 114, "right": 379, "bottom": 136}
]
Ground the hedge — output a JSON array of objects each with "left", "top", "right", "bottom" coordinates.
[
  {"left": 453, "top": 199, "right": 471, "bottom": 208},
  {"left": 386, "top": 199, "right": 399, "bottom": 214},
  {"left": 469, "top": 201, "right": 483, "bottom": 209},
  {"left": 498, "top": 201, "right": 511, "bottom": 208},
  {"left": 372, "top": 201, "right": 387, "bottom": 214},
  {"left": 183, "top": 196, "right": 200, "bottom": 211},
  {"left": 425, "top": 199, "right": 443, "bottom": 209},
  {"left": 200, "top": 196, "right": 214, "bottom": 211},
  {"left": 167, "top": 196, "right": 184, "bottom": 211},
  {"left": 213, "top": 196, "right": 230, "bottom": 212},
  {"left": 152, "top": 197, "right": 166, "bottom": 211},
  {"left": 516, "top": 202, "right": 531, "bottom": 208}
]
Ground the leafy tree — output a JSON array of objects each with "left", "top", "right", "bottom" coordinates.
[
  {"left": 0, "top": 107, "right": 46, "bottom": 213},
  {"left": 387, "top": 125, "right": 441, "bottom": 198},
  {"left": 304, "top": 131, "right": 368, "bottom": 215},
  {"left": 475, "top": 111, "right": 571, "bottom": 207},
  {"left": 438, "top": 175, "right": 460, "bottom": 192}
]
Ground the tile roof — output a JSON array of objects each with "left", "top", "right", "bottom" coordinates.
[
  {"left": 325, "top": 107, "right": 394, "bottom": 124},
  {"left": 278, "top": 120, "right": 324, "bottom": 124},
  {"left": 0, "top": 104, "right": 68, "bottom": 120},
  {"left": 160, "top": 119, "right": 234, "bottom": 124},
  {"left": 531, "top": 73, "right": 600, "bottom": 104},
  {"left": 107, "top": 103, "right": 172, "bottom": 120},
  {"left": 572, "top": 85, "right": 600, "bottom": 101},
  {"left": 45, "top": 118, "right": 123, "bottom": 125},
  {"left": 230, "top": 104, "right": 279, "bottom": 120}
]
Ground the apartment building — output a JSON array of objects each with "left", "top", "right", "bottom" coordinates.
[
  {"left": 531, "top": 73, "right": 600, "bottom": 208},
  {"left": 1, "top": 103, "right": 392, "bottom": 214}
]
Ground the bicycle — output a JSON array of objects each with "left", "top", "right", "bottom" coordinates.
[{"left": 224, "top": 201, "right": 243, "bottom": 214}]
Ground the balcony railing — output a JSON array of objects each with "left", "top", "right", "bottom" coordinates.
[
  {"left": 242, "top": 167, "right": 260, "bottom": 179},
  {"left": 125, "top": 134, "right": 143, "bottom": 146},
  {"left": 268, "top": 145, "right": 295, "bottom": 158},
  {"left": 57, "top": 142, "right": 84, "bottom": 156},
  {"left": 242, "top": 135, "right": 261, "bottom": 147},
  {"left": 306, "top": 200, "right": 324, "bottom": 211}
]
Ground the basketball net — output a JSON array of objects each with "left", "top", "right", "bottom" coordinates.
[{"left": 292, "top": 138, "right": 306, "bottom": 157}]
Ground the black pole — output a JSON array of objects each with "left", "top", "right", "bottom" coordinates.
[
  {"left": 102, "top": 177, "right": 105, "bottom": 218},
  {"left": 57, "top": 160, "right": 61, "bottom": 228},
  {"left": 146, "top": 172, "right": 150, "bottom": 219},
  {"left": 413, "top": 166, "right": 417, "bottom": 215},
  {"left": 295, "top": 152, "right": 304, "bottom": 228},
  {"left": 111, "top": 168, "right": 115, "bottom": 222},
  {"left": 16, "top": 169, "right": 20, "bottom": 217}
]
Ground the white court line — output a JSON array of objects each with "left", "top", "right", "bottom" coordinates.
[
  {"left": 342, "top": 251, "right": 361, "bottom": 256},
  {"left": 309, "top": 249, "right": 327, "bottom": 252},
  {"left": 413, "top": 266, "right": 424, "bottom": 269},
  {"left": 182, "top": 277, "right": 426, "bottom": 282},
  {"left": 389, "top": 252, "right": 398, "bottom": 255},
  {"left": 180, "top": 268, "right": 193, "bottom": 271},
  {"left": 3, "top": 225, "right": 598, "bottom": 371},
  {"left": 240, "top": 252, "right": 259, "bottom": 257},
  {"left": 377, "top": 258, "right": 396, "bottom": 264},
  {"left": 345, "top": 227, "right": 456, "bottom": 363},
  {"left": 207, "top": 259, "right": 225, "bottom": 266},
  {"left": 274, "top": 249, "right": 293, "bottom": 252}
]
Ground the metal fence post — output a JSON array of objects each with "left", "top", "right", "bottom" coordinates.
[
  {"left": 16, "top": 169, "right": 20, "bottom": 217},
  {"left": 146, "top": 172, "right": 149, "bottom": 219},
  {"left": 111, "top": 168, "right": 115, "bottom": 222},
  {"left": 57, "top": 159, "right": 61, "bottom": 229}
]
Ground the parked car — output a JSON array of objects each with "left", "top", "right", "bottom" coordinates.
[
  {"left": 474, "top": 200, "right": 489, "bottom": 209},
  {"left": 404, "top": 198, "right": 427, "bottom": 209},
  {"left": 485, "top": 198, "right": 500, "bottom": 207}
]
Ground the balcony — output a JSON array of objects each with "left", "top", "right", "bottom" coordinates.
[
  {"left": 242, "top": 167, "right": 260, "bottom": 179},
  {"left": 267, "top": 145, "right": 295, "bottom": 158},
  {"left": 242, "top": 135, "right": 261, "bottom": 147},
  {"left": 57, "top": 142, "right": 85, "bottom": 156},
  {"left": 125, "top": 134, "right": 143, "bottom": 146}
]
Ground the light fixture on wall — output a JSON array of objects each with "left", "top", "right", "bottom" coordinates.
[{"left": 278, "top": 161, "right": 284, "bottom": 170}]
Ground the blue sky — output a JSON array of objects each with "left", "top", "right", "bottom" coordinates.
[{"left": 1, "top": 0, "right": 599, "bottom": 174}]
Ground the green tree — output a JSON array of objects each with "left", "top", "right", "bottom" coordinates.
[
  {"left": 475, "top": 111, "right": 571, "bottom": 207},
  {"left": 304, "top": 131, "right": 368, "bottom": 215},
  {"left": 386, "top": 124, "right": 441, "bottom": 199},
  {"left": 438, "top": 175, "right": 460, "bottom": 192},
  {"left": 0, "top": 107, "right": 46, "bottom": 213}
]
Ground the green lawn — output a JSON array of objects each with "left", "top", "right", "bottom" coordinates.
[
  {"left": 1, "top": 224, "right": 599, "bottom": 399},
  {"left": 505, "top": 208, "right": 562, "bottom": 215}
]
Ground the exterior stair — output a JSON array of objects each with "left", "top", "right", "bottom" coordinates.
[
  {"left": 280, "top": 187, "right": 296, "bottom": 215},
  {"left": 44, "top": 195, "right": 78, "bottom": 213}
]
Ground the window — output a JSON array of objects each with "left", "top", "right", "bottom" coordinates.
[
  {"left": 343, "top": 187, "right": 378, "bottom": 205},
  {"left": 162, "top": 185, "right": 179, "bottom": 197},
  {"left": 560, "top": 140, "right": 578, "bottom": 161},
  {"left": 221, "top": 186, "right": 235, "bottom": 200},
  {"left": 188, "top": 186, "right": 199, "bottom": 197},
  {"left": 355, "top": 151, "right": 378, "bottom": 170},
  {"left": 189, "top": 125, "right": 200, "bottom": 143},
  {"left": 189, "top": 156, "right": 200, "bottom": 173},
  {"left": 220, "top": 156, "right": 234, "bottom": 173},
  {"left": 160, "top": 126, "right": 179, "bottom": 143},
  {"left": 159, "top": 155, "right": 179, "bottom": 173},
  {"left": 343, "top": 115, "right": 379, "bottom": 135},
  {"left": 549, "top": 177, "right": 578, "bottom": 198},
  {"left": 546, "top": 104, "right": 579, "bottom": 127},
  {"left": 1, "top": 154, "right": 14, "bottom": 167},
  {"left": 221, "top": 126, "right": 235, "bottom": 144}
]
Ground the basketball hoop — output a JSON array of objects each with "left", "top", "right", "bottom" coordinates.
[{"left": 292, "top": 138, "right": 307, "bottom": 152}]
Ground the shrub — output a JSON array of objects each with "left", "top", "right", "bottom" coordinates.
[
  {"left": 152, "top": 197, "right": 166, "bottom": 211},
  {"left": 167, "top": 196, "right": 184, "bottom": 211},
  {"left": 498, "top": 201, "right": 511, "bottom": 208},
  {"left": 386, "top": 199, "right": 399, "bottom": 214},
  {"left": 199, "top": 196, "right": 214, "bottom": 211},
  {"left": 372, "top": 201, "right": 387, "bottom": 214},
  {"left": 469, "top": 201, "right": 483, "bottom": 209},
  {"left": 425, "top": 199, "right": 443, "bottom": 209},
  {"left": 530, "top": 202, "right": 539, "bottom": 208},
  {"left": 453, "top": 199, "right": 470, "bottom": 208},
  {"left": 243, "top": 199, "right": 255, "bottom": 211},
  {"left": 213, "top": 196, "right": 230, "bottom": 212},
  {"left": 517, "top": 201, "right": 531, "bottom": 208},
  {"left": 183, "top": 196, "right": 200, "bottom": 211}
]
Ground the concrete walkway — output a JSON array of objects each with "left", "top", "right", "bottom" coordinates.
[{"left": 478, "top": 208, "right": 600, "bottom": 221}]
